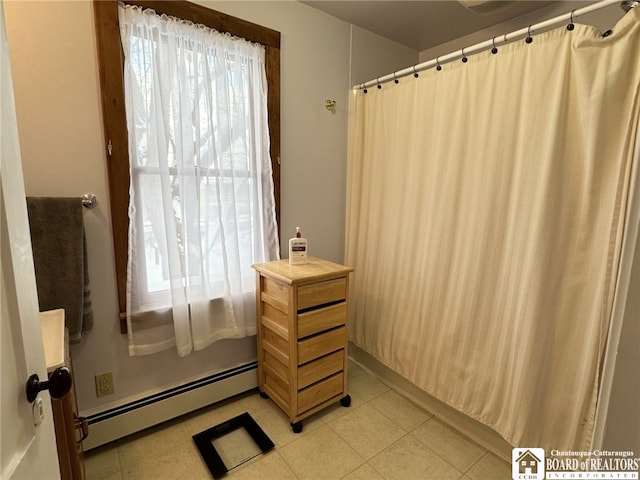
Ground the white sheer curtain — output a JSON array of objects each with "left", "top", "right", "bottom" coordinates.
[
  {"left": 119, "top": 5, "right": 279, "bottom": 357},
  {"left": 347, "top": 10, "right": 640, "bottom": 451}
]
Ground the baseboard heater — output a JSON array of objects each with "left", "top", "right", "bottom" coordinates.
[{"left": 81, "top": 362, "right": 258, "bottom": 451}]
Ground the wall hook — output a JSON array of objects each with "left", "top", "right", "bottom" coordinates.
[{"left": 325, "top": 99, "right": 337, "bottom": 110}]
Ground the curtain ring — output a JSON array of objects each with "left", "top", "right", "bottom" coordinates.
[
  {"left": 526, "top": 25, "right": 533, "bottom": 44},
  {"left": 491, "top": 37, "right": 498, "bottom": 55},
  {"left": 461, "top": 47, "right": 468, "bottom": 63},
  {"left": 362, "top": 84, "right": 368, "bottom": 94},
  {"left": 436, "top": 57, "right": 442, "bottom": 71},
  {"left": 377, "top": 78, "right": 382, "bottom": 89},
  {"left": 393, "top": 72, "right": 399, "bottom": 84},
  {"left": 567, "top": 10, "right": 575, "bottom": 30},
  {"left": 413, "top": 66, "right": 419, "bottom": 78}
]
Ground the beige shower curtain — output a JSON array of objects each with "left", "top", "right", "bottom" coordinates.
[{"left": 346, "top": 10, "right": 640, "bottom": 451}]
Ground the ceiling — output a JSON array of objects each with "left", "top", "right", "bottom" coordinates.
[{"left": 301, "top": 1, "right": 559, "bottom": 51}]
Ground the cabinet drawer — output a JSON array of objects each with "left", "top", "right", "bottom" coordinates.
[
  {"left": 298, "top": 326, "right": 346, "bottom": 365},
  {"left": 298, "top": 350, "right": 344, "bottom": 389},
  {"left": 297, "top": 278, "right": 346, "bottom": 310},
  {"left": 297, "top": 303, "right": 346, "bottom": 339},
  {"left": 298, "top": 373, "right": 344, "bottom": 414}
]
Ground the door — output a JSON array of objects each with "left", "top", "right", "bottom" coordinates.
[{"left": 0, "top": 1, "right": 60, "bottom": 478}]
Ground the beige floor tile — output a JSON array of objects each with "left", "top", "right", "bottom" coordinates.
[
  {"left": 465, "top": 452, "right": 511, "bottom": 480},
  {"left": 84, "top": 443, "right": 121, "bottom": 480},
  {"left": 84, "top": 360, "right": 498, "bottom": 480},
  {"left": 249, "top": 399, "right": 324, "bottom": 447},
  {"left": 342, "top": 463, "right": 385, "bottom": 480},
  {"left": 347, "top": 360, "right": 366, "bottom": 375},
  {"left": 228, "top": 451, "right": 297, "bottom": 480},
  {"left": 347, "top": 366, "right": 389, "bottom": 403},
  {"left": 411, "top": 418, "right": 486, "bottom": 472},
  {"left": 117, "top": 419, "right": 192, "bottom": 468},
  {"left": 236, "top": 389, "right": 274, "bottom": 415},
  {"left": 278, "top": 425, "right": 364, "bottom": 479},
  {"left": 368, "top": 435, "right": 462, "bottom": 480},
  {"left": 121, "top": 441, "right": 210, "bottom": 480},
  {"left": 369, "top": 389, "right": 432, "bottom": 432},
  {"left": 314, "top": 398, "right": 355, "bottom": 423},
  {"left": 182, "top": 397, "right": 248, "bottom": 436},
  {"left": 328, "top": 403, "right": 405, "bottom": 460},
  {"left": 99, "top": 472, "right": 124, "bottom": 480}
]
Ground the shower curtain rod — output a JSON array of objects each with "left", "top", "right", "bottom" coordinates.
[{"left": 355, "top": 0, "right": 623, "bottom": 90}]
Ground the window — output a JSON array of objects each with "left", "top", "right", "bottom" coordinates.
[{"left": 93, "top": 0, "right": 280, "bottom": 335}]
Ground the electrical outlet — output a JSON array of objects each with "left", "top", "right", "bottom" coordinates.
[{"left": 95, "top": 372, "right": 115, "bottom": 397}]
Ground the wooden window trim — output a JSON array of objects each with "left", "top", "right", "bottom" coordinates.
[{"left": 93, "top": 0, "right": 281, "bottom": 333}]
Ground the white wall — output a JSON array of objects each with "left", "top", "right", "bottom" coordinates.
[
  {"left": 3, "top": 0, "right": 416, "bottom": 418},
  {"left": 349, "top": 24, "right": 417, "bottom": 88}
]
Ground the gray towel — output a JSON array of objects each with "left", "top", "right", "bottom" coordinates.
[{"left": 26, "top": 197, "right": 93, "bottom": 343}]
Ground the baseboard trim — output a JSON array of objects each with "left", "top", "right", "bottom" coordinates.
[
  {"left": 348, "top": 343, "right": 512, "bottom": 462},
  {"left": 82, "top": 362, "right": 258, "bottom": 451}
]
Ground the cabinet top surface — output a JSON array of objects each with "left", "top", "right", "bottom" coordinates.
[{"left": 252, "top": 256, "right": 353, "bottom": 285}]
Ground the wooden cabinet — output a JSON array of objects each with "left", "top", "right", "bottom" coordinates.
[
  {"left": 51, "top": 332, "right": 87, "bottom": 480},
  {"left": 252, "top": 257, "right": 353, "bottom": 432}
]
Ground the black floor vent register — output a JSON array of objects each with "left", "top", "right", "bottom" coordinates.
[{"left": 193, "top": 412, "right": 274, "bottom": 478}]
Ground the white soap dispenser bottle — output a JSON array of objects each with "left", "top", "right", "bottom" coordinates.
[{"left": 289, "top": 227, "right": 308, "bottom": 265}]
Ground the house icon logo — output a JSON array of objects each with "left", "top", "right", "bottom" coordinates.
[{"left": 512, "top": 448, "right": 545, "bottom": 480}]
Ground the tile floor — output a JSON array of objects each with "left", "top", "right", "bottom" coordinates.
[{"left": 84, "top": 361, "right": 511, "bottom": 480}]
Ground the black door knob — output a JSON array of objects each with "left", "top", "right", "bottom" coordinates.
[{"left": 26, "top": 366, "right": 72, "bottom": 403}]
